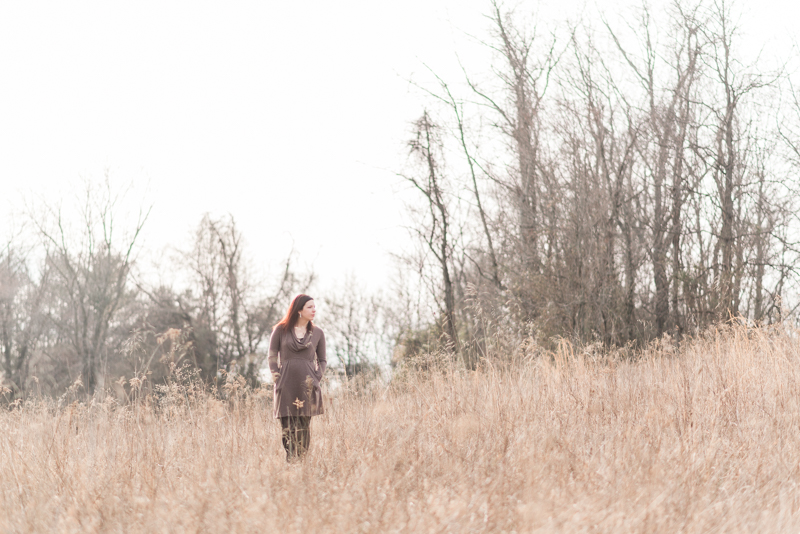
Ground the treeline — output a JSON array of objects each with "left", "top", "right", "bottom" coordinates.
[
  {"left": 1, "top": 179, "right": 405, "bottom": 400},
  {"left": 4, "top": 0, "right": 800, "bottom": 398},
  {"left": 398, "top": 0, "right": 800, "bottom": 366},
  {"left": 0, "top": 181, "right": 314, "bottom": 399}
]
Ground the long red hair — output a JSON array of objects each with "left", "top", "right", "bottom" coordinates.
[{"left": 274, "top": 294, "right": 314, "bottom": 334}]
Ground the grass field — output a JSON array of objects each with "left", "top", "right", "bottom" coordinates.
[{"left": 2, "top": 325, "right": 800, "bottom": 533}]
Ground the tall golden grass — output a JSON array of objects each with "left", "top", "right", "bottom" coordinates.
[{"left": 2, "top": 325, "right": 800, "bottom": 533}]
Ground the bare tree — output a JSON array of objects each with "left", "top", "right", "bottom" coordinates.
[
  {"left": 30, "top": 178, "right": 149, "bottom": 394},
  {"left": 458, "top": 2, "right": 562, "bottom": 320},
  {"left": 395, "top": 0, "right": 800, "bottom": 354},
  {"left": 184, "top": 214, "right": 304, "bottom": 381},
  {"left": 602, "top": 1, "right": 705, "bottom": 335},
  {"left": 323, "top": 276, "right": 394, "bottom": 377},
  {"left": 0, "top": 241, "right": 49, "bottom": 399},
  {"left": 402, "top": 111, "right": 461, "bottom": 359},
  {"left": 419, "top": 68, "right": 503, "bottom": 291},
  {"left": 481, "top": 1, "right": 558, "bottom": 274},
  {"left": 691, "top": 0, "right": 782, "bottom": 321}
]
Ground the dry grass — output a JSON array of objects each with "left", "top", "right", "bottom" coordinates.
[{"left": 3, "top": 325, "right": 800, "bottom": 533}]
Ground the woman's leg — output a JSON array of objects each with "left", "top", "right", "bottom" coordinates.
[
  {"left": 280, "top": 416, "right": 293, "bottom": 459},
  {"left": 296, "top": 416, "right": 311, "bottom": 456},
  {"left": 280, "top": 416, "right": 312, "bottom": 460}
]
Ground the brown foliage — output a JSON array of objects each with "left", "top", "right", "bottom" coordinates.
[{"left": 2, "top": 325, "right": 800, "bottom": 532}]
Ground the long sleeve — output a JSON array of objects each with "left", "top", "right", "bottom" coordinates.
[
  {"left": 316, "top": 330, "right": 327, "bottom": 376},
  {"left": 268, "top": 329, "right": 281, "bottom": 378}
]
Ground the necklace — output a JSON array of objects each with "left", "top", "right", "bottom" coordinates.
[{"left": 294, "top": 326, "right": 306, "bottom": 338}]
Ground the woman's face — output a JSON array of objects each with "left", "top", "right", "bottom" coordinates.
[{"left": 299, "top": 299, "right": 316, "bottom": 322}]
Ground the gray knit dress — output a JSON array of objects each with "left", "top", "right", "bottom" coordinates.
[{"left": 268, "top": 325, "right": 327, "bottom": 418}]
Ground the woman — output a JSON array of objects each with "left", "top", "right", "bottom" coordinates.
[{"left": 268, "top": 294, "right": 326, "bottom": 460}]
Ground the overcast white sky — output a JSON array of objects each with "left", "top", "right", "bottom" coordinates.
[{"left": 1, "top": 0, "right": 798, "bottom": 294}]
